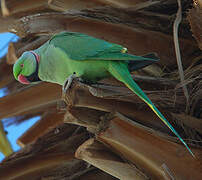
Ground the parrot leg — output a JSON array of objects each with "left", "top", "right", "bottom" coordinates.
[
  {"left": 62, "top": 73, "right": 77, "bottom": 93},
  {"left": 62, "top": 73, "right": 78, "bottom": 101}
]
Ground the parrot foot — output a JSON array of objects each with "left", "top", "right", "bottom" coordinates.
[{"left": 62, "top": 73, "right": 77, "bottom": 93}]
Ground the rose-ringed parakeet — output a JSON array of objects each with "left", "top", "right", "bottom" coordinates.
[
  {"left": 0, "top": 121, "right": 13, "bottom": 158},
  {"left": 13, "top": 32, "right": 194, "bottom": 157}
]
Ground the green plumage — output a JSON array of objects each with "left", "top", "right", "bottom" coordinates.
[
  {"left": 13, "top": 32, "right": 194, "bottom": 157},
  {"left": 34, "top": 32, "right": 158, "bottom": 84}
]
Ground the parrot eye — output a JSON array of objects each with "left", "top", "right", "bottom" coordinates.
[{"left": 20, "top": 64, "right": 24, "bottom": 68}]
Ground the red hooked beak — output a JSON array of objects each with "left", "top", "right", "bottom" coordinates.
[{"left": 18, "top": 74, "right": 30, "bottom": 84}]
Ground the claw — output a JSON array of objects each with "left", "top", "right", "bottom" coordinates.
[
  {"left": 62, "top": 73, "right": 77, "bottom": 93},
  {"left": 62, "top": 73, "right": 78, "bottom": 100}
]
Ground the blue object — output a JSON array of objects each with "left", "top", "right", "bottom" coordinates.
[{"left": 0, "top": 32, "right": 19, "bottom": 58}]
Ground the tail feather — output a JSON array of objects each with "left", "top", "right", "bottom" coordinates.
[
  {"left": 128, "top": 53, "right": 159, "bottom": 72},
  {"left": 142, "top": 52, "right": 159, "bottom": 60},
  {"left": 108, "top": 61, "right": 195, "bottom": 157}
]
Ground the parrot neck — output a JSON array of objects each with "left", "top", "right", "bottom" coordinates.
[{"left": 30, "top": 51, "right": 40, "bottom": 63}]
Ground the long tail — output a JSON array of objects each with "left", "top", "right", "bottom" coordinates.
[{"left": 108, "top": 61, "right": 195, "bottom": 157}]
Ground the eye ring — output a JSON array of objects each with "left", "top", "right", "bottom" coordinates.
[{"left": 20, "top": 64, "right": 24, "bottom": 68}]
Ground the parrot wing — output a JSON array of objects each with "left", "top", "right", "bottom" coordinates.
[{"left": 49, "top": 32, "right": 158, "bottom": 63}]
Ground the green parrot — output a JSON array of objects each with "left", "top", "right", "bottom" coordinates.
[
  {"left": 13, "top": 32, "right": 194, "bottom": 157},
  {"left": 0, "top": 121, "right": 13, "bottom": 158}
]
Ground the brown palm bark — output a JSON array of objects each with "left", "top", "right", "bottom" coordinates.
[{"left": 0, "top": 0, "right": 201, "bottom": 179}]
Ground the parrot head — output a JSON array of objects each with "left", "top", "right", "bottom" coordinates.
[{"left": 13, "top": 51, "right": 41, "bottom": 84}]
